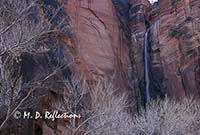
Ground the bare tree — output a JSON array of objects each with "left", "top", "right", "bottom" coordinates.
[
  {"left": 54, "top": 76, "right": 200, "bottom": 135},
  {"left": 52, "top": 75, "right": 134, "bottom": 135},
  {"left": 132, "top": 97, "right": 200, "bottom": 135},
  {"left": 83, "top": 80, "right": 133, "bottom": 135},
  {"left": 0, "top": 0, "right": 72, "bottom": 130}
]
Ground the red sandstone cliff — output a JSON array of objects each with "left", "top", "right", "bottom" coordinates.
[
  {"left": 149, "top": 0, "right": 200, "bottom": 99},
  {"left": 66, "top": 0, "right": 132, "bottom": 91},
  {"left": 0, "top": 0, "right": 199, "bottom": 134},
  {"left": 40, "top": 0, "right": 200, "bottom": 133},
  {"left": 129, "top": 0, "right": 199, "bottom": 100}
]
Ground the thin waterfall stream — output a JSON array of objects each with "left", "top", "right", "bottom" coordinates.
[{"left": 144, "top": 31, "right": 150, "bottom": 102}]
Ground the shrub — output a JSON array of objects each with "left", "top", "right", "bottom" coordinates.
[{"left": 132, "top": 97, "right": 200, "bottom": 135}]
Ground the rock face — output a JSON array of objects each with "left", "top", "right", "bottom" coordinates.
[
  {"left": 65, "top": 0, "right": 132, "bottom": 91},
  {"left": 1, "top": 0, "right": 133, "bottom": 134},
  {"left": 1, "top": 0, "right": 199, "bottom": 134},
  {"left": 129, "top": 0, "right": 200, "bottom": 100},
  {"left": 148, "top": 0, "right": 200, "bottom": 99}
]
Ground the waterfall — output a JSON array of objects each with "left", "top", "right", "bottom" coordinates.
[
  {"left": 144, "top": 31, "right": 150, "bottom": 102},
  {"left": 33, "top": 0, "right": 37, "bottom": 27}
]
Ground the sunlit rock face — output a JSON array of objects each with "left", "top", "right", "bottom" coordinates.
[{"left": 65, "top": 0, "right": 133, "bottom": 96}]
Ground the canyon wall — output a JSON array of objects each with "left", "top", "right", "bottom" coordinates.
[
  {"left": 65, "top": 0, "right": 132, "bottom": 93},
  {"left": 0, "top": 0, "right": 199, "bottom": 134},
  {"left": 41, "top": 0, "right": 199, "bottom": 133},
  {"left": 129, "top": 0, "right": 200, "bottom": 100},
  {"left": 149, "top": 0, "right": 200, "bottom": 99}
]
